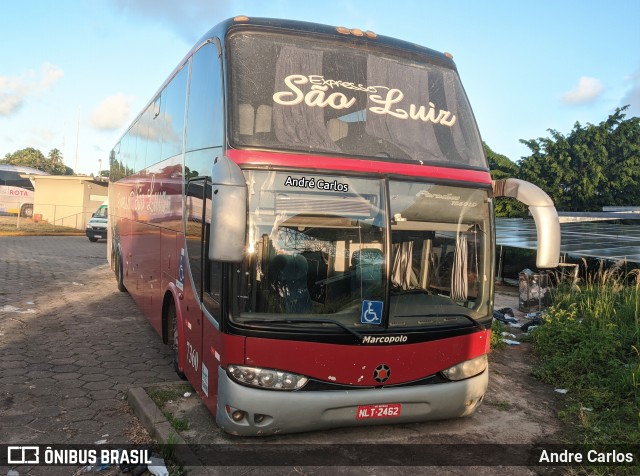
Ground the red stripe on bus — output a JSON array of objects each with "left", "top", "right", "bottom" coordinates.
[{"left": 227, "top": 149, "right": 492, "bottom": 184}]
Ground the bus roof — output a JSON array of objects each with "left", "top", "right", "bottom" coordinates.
[
  {"left": 210, "top": 17, "right": 456, "bottom": 69},
  {"left": 0, "top": 164, "right": 49, "bottom": 175},
  {"left": 114, "top": 16, "right": 460, "bottom": 153}
]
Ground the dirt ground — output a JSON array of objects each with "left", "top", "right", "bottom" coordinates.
[{"left": 149, "top": 290, "right": 564, "bottom": 475}]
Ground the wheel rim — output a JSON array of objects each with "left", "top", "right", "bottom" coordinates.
[{"left": 172, "top": 312, "right": 179, "bottom": 351}]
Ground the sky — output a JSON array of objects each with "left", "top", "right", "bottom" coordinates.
[{"left": 1, "top": 0, "right": 639, "bottom": 176}]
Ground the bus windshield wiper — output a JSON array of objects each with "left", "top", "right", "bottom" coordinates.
[
  {"left": 239, "top": 317, "right": 363, "bottom": 340},
  {"left": 395, "top": 313, "right": 484, "bottom": 329}
]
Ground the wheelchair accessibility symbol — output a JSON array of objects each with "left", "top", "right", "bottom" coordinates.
[
  {"left": 361, "top": 300, "right": 383, "bottom": 325},
  {"left": 176, "top": 248, "right": 185, "bottom": 291}
]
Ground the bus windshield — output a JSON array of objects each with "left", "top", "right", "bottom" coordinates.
[
  {"left": 228, "top": 31, "right": 486, "bottom": 169},
  {"left": 233, "top": 171, "right": 492, "bottom": 331}
]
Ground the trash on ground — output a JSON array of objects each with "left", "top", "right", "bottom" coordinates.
[
  {"left": 521, "top": 315, "right": 545, "bottom": 332},
  {"left": 147, "top": 456, "right": 169, "bottom": 476},
  {"left": 555, "top": 388, "right": 568, "bottom": 394},
  {"left": 119, "top": 463, "right": 148, "bottom": 476},
  {"left": 581, "top": 407, "right": 593, "bottom": 412},
  {"left": 503, "top": 339, "right": 521, "bottom": 346},
  {"left": 183, "top": 392, "right": 192, "bottom": 398},
  {"left": 493, "top": 307, "right": 518, "bottom": 324},
  {"left": 526, "top": 311, "right": 544, "bottom": 319},
  {"left": 74, "top": 463, "right": 109, "bottom": 474},
  {"left": 7, "top": 469, "right": 19, "bottom": 476},
  {"left": 94, "top": 439, "right": 107, "bottom": 445}
]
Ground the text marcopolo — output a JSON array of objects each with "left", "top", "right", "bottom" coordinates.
[{"left": 362, "top": 335, "right": 408, "bottom": 344}]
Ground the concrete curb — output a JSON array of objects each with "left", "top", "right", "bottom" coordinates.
[
  {"left": 127, "top": 384, "right": 202, "bottom": 467},
  {"left": 0, "top": 232, "right": 85, "bottom": 236}
]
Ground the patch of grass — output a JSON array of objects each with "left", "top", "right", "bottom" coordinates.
[
  {"left": 163, "top": 411, "right": 189, "bottom": 432},
  {"left": 159, "top": 433, "right": 185, "bottom": 476},
  {"left": 491, "top": 318, "right": 506, "bottom": 349},
  {"left": 0, "top": 218, "right": 83, "bottom": 235},
  {"left": 493, "top": 400, "right": 512, "bottom": 411},
  {"left": 148, "top": 384, "right": 193, "bottom": 408},
  {"left": 148, "top": 384, "right": 192, "bottom": 434},
  {"left": 531, "top": 263, "right": 640, "bottom": 450}
]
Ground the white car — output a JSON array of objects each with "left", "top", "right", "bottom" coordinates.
[{"left": 85, "top": 202, "right": 107, "bottom": 242}]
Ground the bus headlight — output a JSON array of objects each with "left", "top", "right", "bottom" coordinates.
[
  {"left": 227, "top": 364, "right": 309, "bottom": 390},
  {"left": 441, "top": 355, "right": 488, "bottom": 381}
]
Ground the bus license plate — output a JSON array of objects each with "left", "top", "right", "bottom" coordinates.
[
  {"left": 356, "top": 403, "right": 402, "bottom": 419},
  {"left": 94, "top": 235, "right": 102, "bottom": 238}
]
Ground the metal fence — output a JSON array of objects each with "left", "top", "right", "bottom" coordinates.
[{"left": 0, "top": 204, "right": 94, "bottom": 232}]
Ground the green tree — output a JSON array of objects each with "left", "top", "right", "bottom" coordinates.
[
  {"left": 1, "top": 147, "right": 74, "bottom": 175},
  {"left": 484, "top": 142, "right": 519, "bottom": 180},
  {"left": 518, "top": 106, "right": 640, "bottom": 211},
  {"left": 1, "top": 147, "right": 48, "bottom": 171},
  {"left": 47, "top": 148, "right": 69, "bottom": 175}
]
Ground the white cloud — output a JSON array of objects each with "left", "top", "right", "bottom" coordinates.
[
  {"left": 90, "top": 93, "right": 133, "bottom": 130},
  {"left": 0, "top": 93, "right": 23, "bottom": 116},
  {"left": 0, "top": 63, "right": 64, "bottom": 117},
  {"left": 40, "top": 63, "right": 64, "bottom": 89},
  {"left": 561, "top": 76, "right": 604, "bottom": 105}
]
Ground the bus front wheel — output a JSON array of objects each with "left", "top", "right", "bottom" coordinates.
[
  {"left": 115, "top": 250, "right": 127, "bottom": 292},
  {"left": 167, "top": 300, "right": 187, "bottom": 381},
  {"left": 20, "top": 204, "right": 33, "bottom": 218}
]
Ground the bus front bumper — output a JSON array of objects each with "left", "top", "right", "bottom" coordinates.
[{"left": 216, "top": 366, "right": 488, "bottom": 436}]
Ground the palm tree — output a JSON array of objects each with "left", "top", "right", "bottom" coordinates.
[{"left": 47, "top": 148, "right": 69, "bottom": 175}]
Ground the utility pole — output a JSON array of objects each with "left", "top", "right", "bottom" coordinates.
[{"left": 74, "top": 107, "right": 80, "bottom": 174}]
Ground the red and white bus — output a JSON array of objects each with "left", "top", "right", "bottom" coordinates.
[
  {"left": 0, "top": 165, "right": 46, "bottom": 217},
  {"left": 108, "top": 16, "right": 560, "bottom": 436}
]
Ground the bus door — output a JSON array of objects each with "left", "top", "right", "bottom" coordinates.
[
  {"left": 185, "top": 176, "right": 224, "bottom": 403},
  {"left": 182, "top": 178, "right": 210, "bottom": 386}
]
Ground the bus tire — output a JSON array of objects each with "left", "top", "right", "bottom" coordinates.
[
  {"left": 20, "top": 204, "right": 33, "bottom": 218},
  {"left": 116, "top": 250, "right": 127, "bottom": 292},
  {"left": 167, "top": 300, "right": 187, "bottom": 380}
]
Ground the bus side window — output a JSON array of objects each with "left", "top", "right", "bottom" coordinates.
[
  {"left": 163, "top": 64, "right": 188, "bottom": 161},
  {"left": 204, "top": 258, "right": 222, "bottom": 318},
  {"left": 184, "top": 40, "right": 224, "bottom": 322},
  {"left": 186, "top": 41, "right": 223, "bottom": 152},
  {"left": 203, "top": 189, "right": 221, "bottom": 319},
  {"left": 202, "top": 201, "right": 223, "bottom": 322}
]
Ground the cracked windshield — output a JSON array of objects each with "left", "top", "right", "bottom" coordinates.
[{"left": 233, "top": 171, "right": 492, "bottom": 330}]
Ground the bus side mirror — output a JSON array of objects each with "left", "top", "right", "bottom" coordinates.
[
  {"left": 209, "top": 156, "right": 247, "bottom": 262},
  {"left": 492, "top": 178, "right": 560, "bottom": 268}
]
